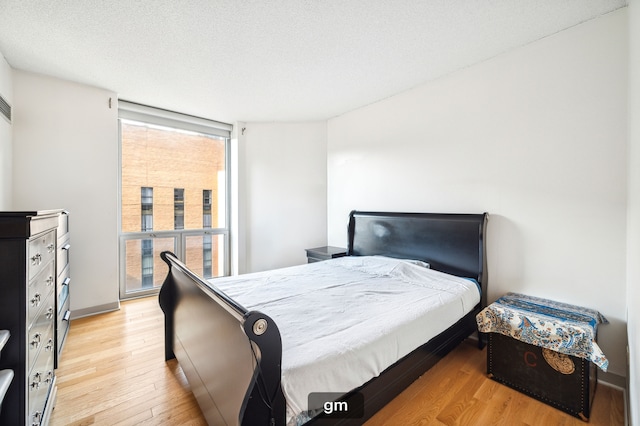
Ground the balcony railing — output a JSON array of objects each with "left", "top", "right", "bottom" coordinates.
[{"left": 119, "top": 229, "right": 229, "bottom": 299}]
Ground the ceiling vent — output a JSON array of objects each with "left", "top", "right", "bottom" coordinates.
[{"left": 0, "top": 93, "right": 11, "bottom": 123}]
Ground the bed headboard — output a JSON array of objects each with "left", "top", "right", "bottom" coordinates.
[{"left": 348, "top": 211, "right": 489, "bottom": 307}]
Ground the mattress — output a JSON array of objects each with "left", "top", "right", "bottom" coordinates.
[{"left": 209, "top": 255, "right": 480, "bottom": 425}]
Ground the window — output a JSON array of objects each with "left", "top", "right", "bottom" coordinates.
[
  {"left": 141, "top": 239, "right": 154, "bottom": 288},
  {"left": 140, "top": 187, "right": 154, "bottom": 287},
  {"left": 119, "top": 101, "right": 232, "bottom": 299},
  {"left": 174, "top": 188, "right": 184, "bottom": 230},
  {"left": 203, "top": 190, "right": 212, "bottom": 228},
  {"left": 141, "top": 187, "right": 153, "bottom": 231},
  {"left": 203, "top": 190, "right": 213, "bottom": 277}
]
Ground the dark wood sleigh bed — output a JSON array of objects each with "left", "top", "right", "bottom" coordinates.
[{"left": 158, "top": 211, "right": 488, "bottom": 426}]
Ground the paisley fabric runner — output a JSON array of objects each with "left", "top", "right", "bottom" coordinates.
[{"left": 476, "top": 292, "right": 609, "bottom": 371}]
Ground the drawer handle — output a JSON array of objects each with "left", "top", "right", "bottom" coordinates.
[
  {"left": 32, "top": 410, "right": 42, "bottom": 426},
  {"left": 62, "top": 244, "right": 71, "bottom": 251},
  {"left": 45, "top": 338, "right": 54, "bottom": 352},
  {"left": 44, "top": 370, "right": 54, "bottom": 384},
  {"left": 63, "top": 310, "right": 71, "bottom": 322},
  {"left": 46, "top": 275, "right": 54, "bottom": 286},
  {"left": 45, "top": 307, "right": 54, "bottom": 320},
  {"left": 30, "top": 333, "right": 42, "bottom": 349},
  {"left": 30, "top": 293, "right": 41, "bottom": 307},
  {"left": 47, "top": 243, "right": 55, "bottom": 253},
  {"left": 62, "top": 277, "right": 71, "bottom": 287},
  {"left": 31, "top": 253, "right": 42, "bottom": 266},
  {"left": 30, "top": 372, "right": 41, "bottom": 390}
]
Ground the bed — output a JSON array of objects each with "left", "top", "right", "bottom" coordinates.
[{"left": 158, "top": 210, "right": 488, "bottom": 425}]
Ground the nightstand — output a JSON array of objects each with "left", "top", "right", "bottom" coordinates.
[{"left": 305, "top": 246, "right": 347, "bottom": 263}]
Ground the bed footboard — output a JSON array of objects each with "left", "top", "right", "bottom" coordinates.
[{"left": 159, "top": 251, "right": 286, "bottom": 426}]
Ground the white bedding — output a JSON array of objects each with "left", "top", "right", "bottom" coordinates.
[{"left": 208, "top": 255, "right": 480, "bottom": 425}]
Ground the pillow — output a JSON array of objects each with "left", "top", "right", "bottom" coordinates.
[
  {"left": 374, "top": 255, "right": 430, "bottom": 268},
  {"left": 402, "top": 259, "right": 431, "bottom": 269}
]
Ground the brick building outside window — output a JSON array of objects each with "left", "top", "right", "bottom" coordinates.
[{"left": 120, "top": 119, "right": 227, "bottom": 297}]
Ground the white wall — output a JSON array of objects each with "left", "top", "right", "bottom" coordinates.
[
  {"left": 328, "top": 9, "right": 629, "bottom": 380},
  {"left": 627, "top": 0, "right": 639, "bottom": 423},
  {"left": 241, "top": 122, "right": 327, "bottom": 272},
  {"left": 0, "top": 53, "right": 12, "bottom": 209},
  {"left": 12, "top": 71, "right": 119, "bottom": 316},
  {"left": 7, "top": 72, "right": 328, "bottom": 312}
]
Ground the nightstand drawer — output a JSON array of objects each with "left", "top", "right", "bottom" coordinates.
[{"left": 305, "top": 246, "right": 347, "bottom": 263}]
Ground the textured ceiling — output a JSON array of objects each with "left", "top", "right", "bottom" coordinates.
[{"left": 0, "top": 1, "right": 628, "bottom": 123}]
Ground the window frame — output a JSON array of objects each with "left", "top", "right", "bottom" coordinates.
[{"left": 117, "top": 101, "right": 232, "bottom": 300}]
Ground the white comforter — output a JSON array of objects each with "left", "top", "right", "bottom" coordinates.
[{"left": 209, "top": 255, "right": 480, "bottom": 425}]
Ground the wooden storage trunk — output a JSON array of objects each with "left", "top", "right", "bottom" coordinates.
[{"left": 487, "top": 332, "right": 597, "bottom": 421}]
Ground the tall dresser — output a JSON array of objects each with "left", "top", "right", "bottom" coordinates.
[{"left": 0, "top": 210, "right": 63, "bottom": 426}]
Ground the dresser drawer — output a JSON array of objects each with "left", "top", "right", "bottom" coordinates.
[
  {"left": 28, "top": 231, "right": 56, "bottom": 281},
  {"left": 57, "top": 295, "right": 71, "bottom": 355},
  {"left": 28, "top": 347, "right": 54, "bottom": 426},
  {"left": 56, "top": 234, "right": 71, "bottom": 275},
  {"left": 56, "top": 240, "right": 71, "bottom": 275},
  {"left": 27, "top": 311, "right": 55, "bottom": 371},
  {"left": 56, "top": 212, "right": 69, "bottom": 240},
  {"left": 57, "top": 267, "right": 70, "bottom": 313},
  {"left": 28, "top": 263, "right": 55, "bottom": 327}
]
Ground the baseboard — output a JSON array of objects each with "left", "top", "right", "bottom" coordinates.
[
  {"left": 70, "top": 301, "right": 121, "bottom": 319},
  {"left": 598, "top": 370, "right": 626, "bottom": 390}
]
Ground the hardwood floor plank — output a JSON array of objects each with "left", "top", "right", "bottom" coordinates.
[{"left": 51, "top": 296, "right": 625, "bottom": 426}]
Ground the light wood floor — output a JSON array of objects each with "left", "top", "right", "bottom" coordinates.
[{"left": 51, "top": 297, "right": 625, "bottom": 426}]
